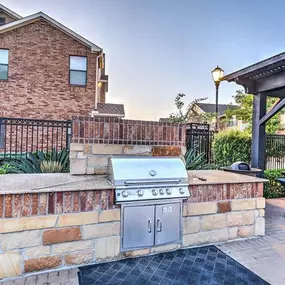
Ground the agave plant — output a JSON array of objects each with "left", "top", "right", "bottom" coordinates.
[
  {"left": 7, "top": 148, "right": 70, "bottom": 174},
  {"left": 0, "top": 162, "right": 12, "bottom": 174},
  {"left": 40, "top": 161, "right": 63, "bottom": 173},
  {"left": 184, "top": 149, "right": 206, "bottom": 170}
]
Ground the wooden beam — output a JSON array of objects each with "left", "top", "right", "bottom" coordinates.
[
  {"left": 259, "top": 98, "right": 285, "bottom": 125},
  {"left": 255, "top": 71, "right": 285, "bottom": 93},
  {"left": 263, "top": 88, "right": 285, "bottom": 98}
]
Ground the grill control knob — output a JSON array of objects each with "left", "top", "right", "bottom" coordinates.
[
  {"left": 122, "top": 191, "right": 128, "bottom": 198},
  {"left": 159, "top": 189, "right": 165, "bottom": 195},
  {"left": 166, "top": 188, "right": 172, "bottom": 195},
  {"left": 137, "top": 190, "right": 144, "bottom": 197},
  {"left": 179, "top": 188, "right": 185, "bottom": 194},
  {"left": 152, "top": 189, "right": 158, "bottom": 196}
]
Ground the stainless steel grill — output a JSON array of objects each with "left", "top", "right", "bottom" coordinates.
[
  {"left": 108, "top": 157, "right": 190, "bottom": 203},
  {"left": 108, "top": 156, "right": 190, "bottom": 252}
]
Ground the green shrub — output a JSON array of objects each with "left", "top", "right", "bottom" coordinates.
[
  {"left": 201, "top": 163, "right": 220, "bottom": 170},
  {"left": 212, "top": 130, "right": 251, "bottom": 166},
  {"left": 7, "top": 148, "right": 70, "bottom": 174},
  {"left": 263, "top": 169, "right": 285, "bottom": 198}
]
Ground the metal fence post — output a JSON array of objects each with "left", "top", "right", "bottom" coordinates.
[{"left": 66, "top": 122, "right": 72, "bottom": 150}]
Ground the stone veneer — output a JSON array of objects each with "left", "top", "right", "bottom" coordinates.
[
  {"left": 70, "top": 143, "right": 187, "bottom": 174},
  {"left": 0, "top": 181, "right": 265, "bottom": 280}
]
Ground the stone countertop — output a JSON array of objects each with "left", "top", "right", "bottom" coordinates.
[
  {"left": 0, "top": 173, "right": 114, "bottom": 194},
  {"left": 188, "top": 170, "right": 268, "bottom": 185},
  {"left": 0, "top": 170, "right": 268, "bottom": 195}
]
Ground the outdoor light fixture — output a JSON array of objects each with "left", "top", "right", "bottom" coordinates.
[
  {"left": 211, "top": 66, "right": 224, "bottom": 84},
  {"left": 211, "top": 66, "right": 224, "bottom": 131}
]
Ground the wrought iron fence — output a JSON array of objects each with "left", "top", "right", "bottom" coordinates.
[
  {"left": 186, "top": 124, "right": 285, "bottom": 169},
  {"left": 266, "top": 134, "right": 285, "bottom": 170},
  {"left": 186, "top": 123, "right": 216, "bottom": 163},
  {"left": 0, "top": 117, "right": 72, "bottom": 160}
]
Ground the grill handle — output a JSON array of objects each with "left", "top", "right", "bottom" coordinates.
[
  {"left": 157, "top": 219, "right": 162, "bottom": 232},
  {"left": 124, "top": 179, "right": 181, "bottom": 185},
  {"left": 148, "top": 219, "right": 152, "bottom": 233}
]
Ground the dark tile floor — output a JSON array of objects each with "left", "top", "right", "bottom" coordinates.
[{"left": 78, "top": 246, "right": 270, "bottom": 285}]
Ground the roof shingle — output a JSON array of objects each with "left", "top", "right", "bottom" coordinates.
[
  {"left": 97, "top": 103, "right": 125, "bottom": 117},
  {"left": 196, "top": 103, "right": 237, "bottom": 116}
]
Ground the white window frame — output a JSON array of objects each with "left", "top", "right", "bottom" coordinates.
[
  {"left": 0, "top": 49, "right": 9, "bottom": 81},
  {"left": 69, "top": 56, "right": 87, "bottom": 86}
]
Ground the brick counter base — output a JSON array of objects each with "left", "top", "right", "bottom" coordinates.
[
  {"left": 0, "top": 184, "right": 265, "bottom": 280},
  {"left": 0, "top": 190, "right": 116, "bottom": 218},
  {"left": 0, "top": 183, "right": 263, "bottom": 218}
]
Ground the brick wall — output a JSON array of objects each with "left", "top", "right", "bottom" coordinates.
[
  {"left": 72, "top": 117, "right": 186, "bottom": 145},
  {"left": 71, "top": 117, "right": 187, "bottom": 174},
  {"left": 0, "top": 19, "right": 105, "bottom": 120},
  {"left": 0, "top": 182, "right": 265, "bottom": 280}
]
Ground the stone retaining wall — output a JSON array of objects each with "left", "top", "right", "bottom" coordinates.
[{"left": 0, "top": 182, "right": 265, "bottom": 280}]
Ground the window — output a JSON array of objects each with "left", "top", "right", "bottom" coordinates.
[
  {"left": 69, "top": 56, "right": 87, "bottom": 86},
  {"left": 0, "top": 49, "right": 8, "bottom": 80},
  {"left": 0, "top": 17, "right": 5, "bottom": 26}
]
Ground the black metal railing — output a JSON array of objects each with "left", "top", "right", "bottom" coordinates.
[
  {"left": 186, "top": 123, "right": 216, "bottom": 163},
  {"left": 0, "top": 117, "right": 72, "bottom": 160},
  {"left": 186, "top": 124, "right": 285, "bottom": 169},
  {"left": 266, "top": 134, "right": 285, "bottom": 170}
]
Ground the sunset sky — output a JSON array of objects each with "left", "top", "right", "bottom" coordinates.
[{"left": 2, "top": 0, "right": 285, "bottom": 120}]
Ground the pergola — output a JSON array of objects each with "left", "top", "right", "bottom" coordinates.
[{"left": 222, "top": 52, "right": 285, "bottom": 170}]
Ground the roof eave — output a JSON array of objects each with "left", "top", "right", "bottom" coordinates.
[
  {"left": 0, "top": 4, "right": 22, "bottom": 20},
  {"left": 222, "top": 51, "right": 285, "bottom": 82},
  {"left": 0, "top": 12, "right": 102, "bottom": 52}
]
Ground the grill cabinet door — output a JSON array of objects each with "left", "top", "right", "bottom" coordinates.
[
  {"left": 122, "top": 205, "right": 155, "bottom": 250},
  {"left": 155, "top": 203, "right": 181, "bottom": 246}
]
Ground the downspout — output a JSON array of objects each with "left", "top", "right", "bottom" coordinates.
[{"left": 95, "top": 52, "right": 104, "bottom": 110}]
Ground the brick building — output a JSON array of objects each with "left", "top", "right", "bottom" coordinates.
[{"left": 0, "top": 4, "right": 125, "bottom": 120}]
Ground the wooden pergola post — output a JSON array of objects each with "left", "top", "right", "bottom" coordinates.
[
  {"left": 222, "top": 51, "right": 285, "bottom": 170},
  {"left": 251, "top": 93, "right": 266, "bottom": 169}
]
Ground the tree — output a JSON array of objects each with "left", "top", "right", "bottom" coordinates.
[
  {"left": 167, "top": 93, "right": 215, "bottom": 124},
  {"left": 224, "top": 90, "right": 284, "bottom": 134}
]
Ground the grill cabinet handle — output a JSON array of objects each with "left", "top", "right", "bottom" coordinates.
[
  {"left": 157, "top": 219, "right": 162, "bottom": 232},
  {"left": 125, "top": 179, "right": 181, "bottom": 185},
  {"left": 148, "top": 219, "right": 152, "bottom": 233}
]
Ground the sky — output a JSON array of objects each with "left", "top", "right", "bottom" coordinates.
[{"left": 2, "top": 0, "right": 285, "bottom": 120}]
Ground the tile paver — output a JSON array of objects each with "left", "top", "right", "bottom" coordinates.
[
  {"left": 78, "top": 246, "right": 269, "bottom": 285},
  {"left": 219, "top": 198, "right": 285, "bottom": 285}
]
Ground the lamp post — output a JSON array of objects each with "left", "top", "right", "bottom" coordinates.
[{"left": 211, "top": 66, "right": 224, "bottom": 131}]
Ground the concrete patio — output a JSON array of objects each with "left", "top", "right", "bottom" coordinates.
[
  {"left": 1, "top": 199, "right": 285, "bottom": 285},
  {"left": 219, "top": 198, "right": 285, "bottom": 285}
]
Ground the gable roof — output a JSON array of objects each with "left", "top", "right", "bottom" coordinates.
[
  {"left": 97, "top": 103, "right": 125, "bottom": 117},
  {"left": 159, "top": 118, "right": 172, "bottom": 123},
  {"left": 0, "top": 11, "right": 102, "bottom": 52},
  {"left": 0, "top": 4, "right": 22, "bottom": 20},
  {"left": 195, "top": 103, "right": 238, "bottom": 116}
]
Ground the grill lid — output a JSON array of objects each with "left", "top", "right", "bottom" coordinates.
[{"left": 108, "top": 157, "right": 188, "bottom": 187}]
